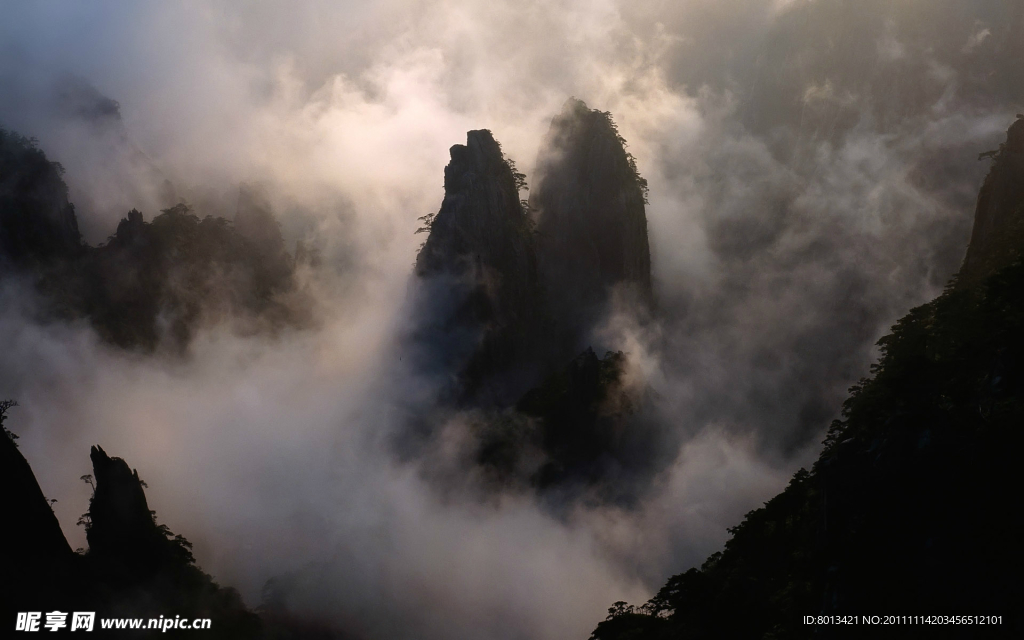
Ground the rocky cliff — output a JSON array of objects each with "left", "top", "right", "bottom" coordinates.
[
  {"left": 0, "top": 402, "right": 80, "bottom": 615},
  {"left": 0, "top": 128, "right": 81, "bottom": 269},
  {"left": 529, "top": 98, "right": 653, "bottom": 360},
  {"left": 587, "top": 118, "right": 1024, "bottom": 640},
  {"left": 414, "top": 129, "right": 544, "bottom": 405},
  {"left": 1, "top": 406, "right": 272, "bottom": 637},
  {"left": 409, "top": 109, "right": 660, "bottom": 496},
  {"left": 412, "top": 104, "right": 656, "bottom": 406},
  {"left": 959, "top": 115, "right": 1024, "bottom": 285},
  {"left": 86, "top": 445, "right": 195, "bottom": 584}
]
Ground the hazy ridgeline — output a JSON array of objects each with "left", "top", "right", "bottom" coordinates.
[{"left": 1, "top": 2, "right": 1022, "bottom": 639}]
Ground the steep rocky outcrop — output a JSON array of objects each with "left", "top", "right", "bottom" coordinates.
[
  {"left": 409, "top": 109, "right": 660, "bottom": 497},
  {"left": 86, "top": 445, "right": 193, "bottom": 584},
  {"left": 414, "top": 129, "right": 544, "bottom": 405},
  {"left": 0, "top": 402, "right": 80, "bottom": 614},
  {"left": 587, "top": 118, "right": 1024, "bottom": 640},
  {"left": 530, "top": 98, "right": 653, "bottom": 360},
  {"left": 412, "top": 107, "right": 655, "bottom": 408},
  {"left": 0, "top": 128, "right": 81, "bottom": 269},
  {"left": 77, "top": 446, "right": 264, "bottom": 638},
  {"left": 112, "top": 207, "right": 145, "bottom": 245},
  {"left": 514, "top": 348, "right": 658, "bottom": 497},
  {"left": 959, "top": 115, "right": 1024, "bottom": 285},
  {"left": 1, "top": 407, "right": 273, "bottom": 637}
]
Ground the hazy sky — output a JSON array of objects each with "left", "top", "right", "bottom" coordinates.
[{"left": 0, "top": 1, "right": 1019, "bottom": 638}]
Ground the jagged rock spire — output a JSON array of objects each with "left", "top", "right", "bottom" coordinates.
[
  {"left": 529, "top": 98, "right": 653, "bottom": 358},
  {"left": 416, "top": 129, "right": 534, "bottom": 280},
  {"left": 86, "top": 445, "right": 169, "bottom": 579},
  {"left": 414, "top": 130, "right": 543, "bottom": 405}
]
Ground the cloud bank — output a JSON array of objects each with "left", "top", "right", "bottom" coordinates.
[{"left": 0, "top": 1, "right": 1019, "bottom": 638}]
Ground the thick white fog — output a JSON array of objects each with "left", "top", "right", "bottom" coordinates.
[{"left": 0, "top": 1, "right": 1019, "bottom": 638}]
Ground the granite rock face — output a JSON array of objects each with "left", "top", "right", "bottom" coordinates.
[
  {"left": 415, "top": 129, "right": 544, "bottom": 405},
  {"left": 411, "top": 110, "right": 660, "bottom": 495},
  {"left": 412, "top": 106, "right": 656, "bottom": 409},
  {"left": 81, "top": 445, "right": 262, "bottom": 635},
  {"left": 86, "top": 445, "right": 182, "bottom": 582},
  {"left": 959, "top": 116, "right": 1024, "bottom": 285},
  {"left": 529, "top": 98, "right": 653, "bottom": 359}
]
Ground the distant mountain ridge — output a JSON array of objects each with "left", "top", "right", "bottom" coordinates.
[{"left": 0, "top": 128, "right": 312, "bottom": 352}]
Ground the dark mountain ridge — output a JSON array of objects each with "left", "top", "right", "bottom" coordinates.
[
  {"left": 959, "top": 115, "right": 1024, "bottom": 286},
  {"left": 530, "top": 98, "right": 654, "bottom": 362},
  {"left": 1, "top": 402, "right": 271, "bottom": 638},
  {"left": 413, "top": 100, "right": 656, "bottom": 405},
  {"left": 0, "top": 128, "right": 82, "bottom": 269},
  {"left": 0, "top": 127, "right": 311, "bottom": 352},
  {"left": 409, "top": 101, "right": 660, "bottom": 497},
  {"left": 414, "top": 128, "right": 545, "bottom": 406},
  {"left": 587, "top": 119, "right": 1024, "bottom": 639}
]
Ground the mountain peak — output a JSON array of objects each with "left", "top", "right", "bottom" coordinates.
[
  {"left": 958, "top": 118, "right": 1024, "bottom": 285},
  {"left": 413, "top": 129, "right": 542, "bottom": 405},
  {"left": 529, "top": 100, "right": 654, "bottom": 359},
  {"left": 86, "top": 445, "right": 165, "bottom": 572},
  {"left": 1006, "top": 115, "right": 1024, "bottom": 151},
  {"left": 441, "top": 129, "right": 509, "bottom": 197}
]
